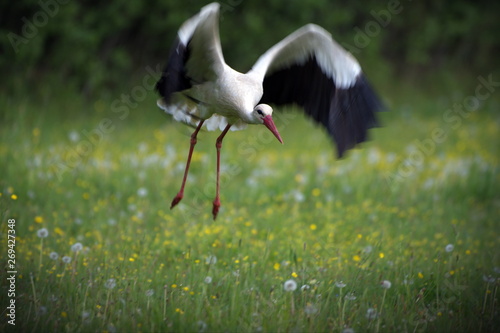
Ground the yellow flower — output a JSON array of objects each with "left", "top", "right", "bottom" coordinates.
[
  {"left": 291, "top": 272, "right": 298, "bottom": 278},
  {"left": 312, "top": 188, "right": 321, "bottom": 196},
  {"left": 61, "top": 311, "right": 67, "bottom": 318},
  {"left": 379, "top": 252, "right": 385, "bottom": 259},
  {"left": 171, "top": 284, "right": 177, "bottom": 288},
  {"left": 273, "top": 263, "right": 280, "bottom": 270},
  {"left": 418, "top": 272, "right": 424, "bottom": 279},
  {"left": 11, "top": 194, "right": 18, "bottom": 200},
  {"left": 353, "top": 255, "right": 361, "bottom": 262},
  {"left": 310, "top": 224, "right": 317, "bottom": 230},
  {"left": 34, "top": 216, "right": 44, "bottom": 224}
]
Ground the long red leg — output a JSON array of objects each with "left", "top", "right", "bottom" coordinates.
[
  {"left": 170, "top": 120, "right": 205, "bottom": 209},
  {"left": 212, "top": 124, "right": 231, "bottom": 220}
]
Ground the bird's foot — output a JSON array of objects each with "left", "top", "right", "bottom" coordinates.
[
  {"left": 212, "top": 198, "right": 221, "bottom": 220},
  {"left": 170, "top": 193, "right": 183, "bottom": 209}
]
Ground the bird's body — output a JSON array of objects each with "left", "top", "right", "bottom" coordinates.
[{"left": 156, "top": 3, "right": 384, "bottom": 219}]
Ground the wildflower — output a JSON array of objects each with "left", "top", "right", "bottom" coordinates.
[
  {"left": 291, "top": 272, "right": 298, "bottom": 278},
  {"left": 304, "top": 303, "right": 318, "bottom": 315},
  {"left": 205, "top": 255, "right": 217, "bottom": 265},
  {"left": 483, "top": 275, "right": 496, "bottom": 283},
  {"left": 38, "top": 306, "right": 48, "bottom": 316},
  {"left": 196, "top": 320, "right": 208, "bottom": 332},
  {"left": 344, "top": 292, "right": 357, "bottom": 300},
  {"left": 204, "top": 276, "right": 213, "bottom": 284},
  {"left": 363, "top": 245, "right": 373, "bottom": 254},
  {"left": 335, "top": 281, "right": 347, "bottom": 288},
  {"left": 37, "top": 228, "right": 49, "bottom": 238},
  {"left": 445, "top": 244, "right": 454, "bottom": 252},
  {"left": 49, "top": 252, "right": 59, "bottom": 260},
  {"left": 283, "top": 279, "right": 297, "bottom": 292},
  {"left": 137, "top": 187, "right": 148, "bottom": 197},
  {"left": 381, "top": 280, "right": 392, "bottom": 289},
  {"left": 68, "top": 130, "right": 80, "bottom": 142},
  {"left": 71, "top": 242, "right": 83, "bottom": 252},
  {"left": 366, "top": 308, "right": 378, "bottom": 320},
  {"left": 82, "top": 310, "right": 90, "bottom": 320},
  {"left": 301, "top": 284, "right": 310, "bottom": 291},
  {"left": 145, "top": 289, "right": 154, "bottom": 297},
  {"left": 62, "top": 256, "right": 72, "bottom": 264},
  {"left": 34, "top": 216, "right": 44, "bottom": 224},
  {"left": 105, "top": 278, "right": 117, "bottom": 289}
]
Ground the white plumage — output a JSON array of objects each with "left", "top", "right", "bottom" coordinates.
[{"left": 156, "top": 3, "right": 383, "bottom": 219}]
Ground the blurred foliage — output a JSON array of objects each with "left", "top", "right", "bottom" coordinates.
[{"left": 1, "top": 0, "right": 499, "bottom": 99}]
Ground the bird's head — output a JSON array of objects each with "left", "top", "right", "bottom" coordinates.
[{"left": 252, "top": 104, "right": 283, "bottom": 144}]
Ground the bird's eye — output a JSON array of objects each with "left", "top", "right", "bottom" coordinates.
[{"left": 256, "top": 109, "right": 263, "bottom": 116}]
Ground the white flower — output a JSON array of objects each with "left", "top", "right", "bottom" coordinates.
[
  {"left": 71, "top": 242, "right": 83, "bottom": 252},
  {"left": 82, "top": 310, "right": 90, "bottom": 319},
  {"left": 145, "top": 289, "right": 154, "bottom": 297},
  {"left": 301, "top": 284, "right": 310, "bottom": 291},
  {"left": 342, "top": 328, "right": 355, "bottom": 333},
  {"left": 483, "top": 275, "right": 496, "bottom": 283},
  {"left": 62, "top": 256, "right": 72, "bottom": 264},
  {"left": 105, "top": 278, "right": 117, "bottom": 289},
  {"left": 304, "top": 303, "right": 318, "bottom": 315},
  {"left": 283, "top": 279, "right": 297, "bottom": 292},
  {"left": 335, "top": 281, "right": 347, "bottom": 288},
  {"left": 49, "top": 252, "right": 59, "bottom": 260},
  {"left": 37, "top": 228, "right": 49, "bottom": 238},
  {"left": 363, "top": 245, "right": 373, "bottom": 254},
  {"left": 445, "top": 244, "right": 454, "bottom": 253},
  {"left": 366, "top": 307, "right": 378, "bottom": 320},
  {"left": 196, "top": 320, "right": 207, "bottom": 333},
  {"left": 204, "top": 276, "right": 213, "bottom": 284},
  {"left": 205, "top": 255, "right": 217, "bottom": 265},
  {"left": 381, "top": 280, "right": 392, "bottom": 289},
  {"left": 137, "top": 187, "right": 148, "bottom": 197},
  {"left": 68, "top": 130, "right": 80, "bottom": 142},
  {"left": 344, "top": 292, "right": 357, "bottom": 301}
]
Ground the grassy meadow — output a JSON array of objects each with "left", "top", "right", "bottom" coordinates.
[{"left": 1, "top": 76, "right": 499, "bottom": 332}]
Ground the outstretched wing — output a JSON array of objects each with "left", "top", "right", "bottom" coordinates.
[{"left": 249, "top": 24, "right": 384, "bottom": 158}]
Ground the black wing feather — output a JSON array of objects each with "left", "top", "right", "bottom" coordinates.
[
  {"left": 155, "top": 37, "right": 192, "bottom": 101},
  {"left": 260, "top": 56, "right": 383, "bottom": 158}
]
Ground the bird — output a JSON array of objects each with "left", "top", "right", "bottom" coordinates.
[{"left": 155, "top": 3, "right": 384, "bottom": 220}]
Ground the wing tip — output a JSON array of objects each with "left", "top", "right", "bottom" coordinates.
[{"left": 332, "top": 73, "right": 385, "bottom": 158}]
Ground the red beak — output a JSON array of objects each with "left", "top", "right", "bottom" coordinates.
[{"left": 262, "top": 115, "right": 283, "bottom": 144}]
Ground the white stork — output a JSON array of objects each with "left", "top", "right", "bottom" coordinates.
[{"left": 156, "top": 3, "right": 383, "bottom": 219}]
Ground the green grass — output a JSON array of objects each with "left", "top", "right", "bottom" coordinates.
[{"left": 1, "top": 81, "right": 499, "bottom": 332}]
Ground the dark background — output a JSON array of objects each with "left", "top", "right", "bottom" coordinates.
[{"left": 2, "top": 0, "right": 499, "bottom": 102}]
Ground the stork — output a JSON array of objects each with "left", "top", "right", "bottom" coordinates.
[{"left": 156, "top": 3, "right": 383, "bottom": 220}]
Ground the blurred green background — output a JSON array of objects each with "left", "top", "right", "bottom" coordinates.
[{"left": 2, "top": 0, "right": 499, "bottom": 100}]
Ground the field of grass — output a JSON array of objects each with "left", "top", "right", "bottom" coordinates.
[{"left": 1, "top": 77, "right": 499, "bottom": 332}]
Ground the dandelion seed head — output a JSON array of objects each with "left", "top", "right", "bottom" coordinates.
[
  {"left": 37, "top": 228, "right": 49, "bottom": 238},
  {"left": 137, "top": 187, "right": 148, "bottom": 197},
  {"left": 445, "top": 244, "right": 454, "bottom": 252},
  {"left": 71, "top": 242, "right": 83, "bottom": 252},
  {"left": 205, "top": 255, "right": 217, "bottom": 265},
  {"left": 82, "top": 310, "right": 90, "bottom": 319},
  {"left": 204, "top": 276, "right": 213, "bottom": 284},
  {"left": 62, "top": 256, "right": 72, "bottom": 264},
  {"left": 145, "top": 289, "right": 154, "bottom": 297},
  {"left": 335, "top": 281, "right": 347, "bottom": 288},
  {"left": 49, "top": 252, "right": 59, "bottom": 260},
  {"left": 344, "top": 292, "right": 357, "bottom": 300},
  {"left": 493, "top": 267, "right": 500, "bottom": 274},
  {"left": 37, "top": 306, "right": 48, "bottom": 316},
  {"left": 483, "top": 275, "right": 496, "bottom": 283},
  {"left": 366, "top": 308, "right": 378, "bottom": 320},
  {"left": 342, "top": 328, "right": 355, "bottom": 333},
  {"left": 304, "top": 303, "right": 318, "bottom": 315},
  {"left": 301, "top": 284, "right": 310, "bottom": 291},
  {"left": 381, "top": 280, "right": 392, "bottom": 289},
  {"left": 284, "top": 279, "right": 297, "bottom": 292},
  {"left": 105, "top": 278, "right": 117, "bottom": 289},
  {"left": 196, "top": 320, "right": 207, "bottom": 332}
]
